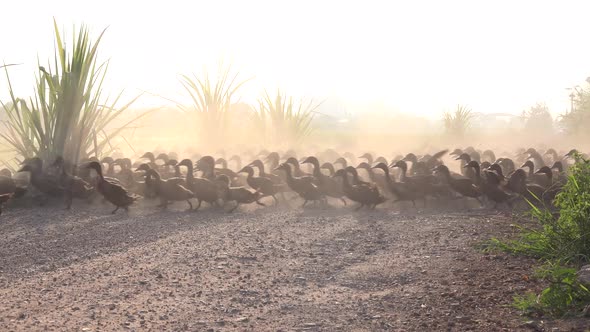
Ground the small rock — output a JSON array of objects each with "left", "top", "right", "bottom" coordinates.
[
  {"left": 577, "top": 265, "right": 590, "bottom": 285},
  {"left": 108, "top": 304, "right": 116, "bottom": 311},
  {"left": 236, "top": 317, "right": 249, "bottom": 322}
]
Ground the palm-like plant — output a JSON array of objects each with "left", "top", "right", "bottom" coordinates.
[
  {"left": 179, "top": 65, "right": 251, "bottom": 147},
  {"left": 253, "top": 90, "right": 320, "bottom": 146},
  {"left": 1, "top": 19, "right": 143, "bottom": 167},
  {"left": 442, "top": 105, "right": 474, "bottom": 138}
]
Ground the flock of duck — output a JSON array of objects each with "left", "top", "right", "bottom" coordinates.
[{"left": 0, "top": 147, "right": 585, "bottom": 216}]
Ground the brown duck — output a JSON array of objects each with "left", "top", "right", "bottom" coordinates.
[
  {"left": 86, "top": 161, "right": 138, "bottom": 214},
  {"left": 215, "top": 174, "right": 265, "bottom": 212}
]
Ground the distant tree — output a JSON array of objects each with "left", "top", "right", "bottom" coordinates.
[
  {"left": 559, "top": 79, "right": 590, "bottom": 136},
  {"left": 522, "top": 102, "right": 553, "bottom": 134},
  {"left": 442, "top": 105, "right": 474, "bottom": 138}
]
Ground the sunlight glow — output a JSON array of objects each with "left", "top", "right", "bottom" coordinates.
[{"left": 2, "top": 0, "right": 590, "bottom": 118}]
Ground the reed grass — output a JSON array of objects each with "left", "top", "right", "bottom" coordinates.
[
  {"left": 0, "top": 19, "right": 145, "bottom": 167},
  {"left": 252, "top": 90, "right": 320, "bottom": 146},
  {"left": 179, "top": 65, "right": 251, "bottom": 147}
]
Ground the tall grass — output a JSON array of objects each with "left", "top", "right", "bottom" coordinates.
[
  {"left": 179, "top": 65, "right": 251, "bottom": 147},
  {"left": 253, "top": 90, "right": 320, "bottom": 146},
  {"left": 442, "top": 104, "right": 473, "bottom": 138},
  {"left": 0, "top": 19, "right": 143, "bottom": 166}
]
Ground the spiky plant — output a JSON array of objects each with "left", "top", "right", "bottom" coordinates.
[
  {"left": 0, "top": 19, "right": 144, "bottom": 167},
  {"left": 179, "top": 65, "right": 251, "bottom": 147},
  {"left": 442, "top": 104, "right": 474, "bottom": 138},
  {"left": 253, "top": 90, "right": 320, "bottom": 146}
]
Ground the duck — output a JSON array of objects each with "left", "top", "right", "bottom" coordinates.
[
  {"left": 215, "top": 174, "right": 265, "bottom": 212},
  {"left": 197, "top": 156, "right": 238, "bottom": 182},
  {"left": 0, "top": 193, "right": 12, "bottom": 215},
  {"left": 285, "top": 157, "right": 311, "bottom": 178},
  {"left": 144, "top": 168, "right": 194, "bottom": 210},
  {"left": 497, "top": 158, "right": 516, "bottom": 176},
  {"left": 333, "top": 157, "right": 348, "bottom": 170},
  {"left": 100, "top": 157, "right": 117, "bottom": 178},
  {"left": 177, "top": 159, "right": 221, "bottom": 210},
  {"left": 302, "top": 156, "right": 347, "bottom": 205},
  {"left": 113, "top": 158, "right": 137, "bottom": 188},
  {"left": 524, "top": 148, "right": 546, "bottom": 168},
  {"left": 535, "top": 166, "right": 564, "bottom": 191},
  {"left": 390, "top": 160, "right": 450, "bottom": 199},
  {"left": 358, "top": 152, "right": 375, "bottom": 165},
  {"left": 465, "top": 161, "right": 513, "bottom": 209},
  {"left": 320, "top": 162, "right": 336, "bottom": 176},
  {"left": 506, "top": 169, "right": 550, "bottom": 205},
  {"left": 455, "top": 153, "right": 475, "bottom": 180},
  {"left": 214, "top": 157, "right": 239, "bottom": 179},
  {"left": 140, "top": 152, "right": 159, "bottom": 171},
  {"left": 85, "top": 161, "right": 138, "bottom": 214},
  {"left": 344, "top": 166, "right": 371, "bottom": 186},
  {"left": 401, "top": 153, "right": 429, "bottom": 175},
  {"left": 135, "top": 163, "right": 159, "bottom": 198},
  {"left": 52, "top": 156, "right": 95, "bottom": 209},
  {"left": 0, "top": 168, "right": 12, "bottom": 178},
  {"left": 372, "top": 163, "right": 425, "bottom": 207},
  {"left": 356, "top": 162, "right": 388, "bottom": 192},
  {"left": 549, "top": 161, "right": 568, "bottom": 184},
  {"left": 18, "top": 158, "right": 64, "bottom": 199},
  {"left": 0, "top": 170, "right": 27, "bottom": 198},
  {"left": 543, "top": 148, "right": 561, "bottom": 165},
  {"left": 482, "top": 150, "right": 496, "bottom": 163},
  {"left": 433, "top": 165, "right": 482, "bottom": 205},
  {"left": 275, "top": 163, "right": 325, "bottom": 207},
  {"left": 165, "top": 159, "right": 182, "bottom": 178},
  {"left": 238, "top": 166, "right": 283, "bottom": 205},
  {"left": 520, "top": 160, "right": 551, "bottom": 188},
  {"left": 248, "top": 160, "right": 284, "bottom": 185},
  {"left": 332, "top": 168, "right": 385, "bottom": 210}
]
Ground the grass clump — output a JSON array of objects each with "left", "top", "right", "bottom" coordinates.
[
  {"left": 442, "top": 104, "right": 473, "bottom": 139},
  {"left": 1, "top": 19, "right": 143, "bottom": 166},
  {"left": 490, "top": 153, "right": 590, "bottom": 317},
  {"left": 252, "top": 90, "right": 321, "bottom": 147},
  {"left": 179, "top": 65, "right": 251, "bottom": 148}
]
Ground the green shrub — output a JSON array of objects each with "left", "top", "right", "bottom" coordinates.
[
  {"left": 489, "top": 154, "right": 590, "bottom": 316},
  {"left": 513, "top": 263, "right": 590, "bottom": 317},
  {"left": 491, "top": 154, "right": 590, "bottom": 264}
]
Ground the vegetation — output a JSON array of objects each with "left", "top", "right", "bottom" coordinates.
[
  {"left": 252, "top": 90, "right": 320, "bottom": 146},
  {"left": 0, "top": 20, "right": 143, "bottom": 166},
  {"left": 559, "top": 79, "right": 590, "bottom": 136},
  {"left": 179, "top": 65, "right": 251, "bottom": 147},
  {"left": 522, "top": 102, "right": 553, "bottom": 134},
  {"left": 489, "top": 153, "right": 590, "bottom": 317},
  {"left": 442, "top": 104, "right": 473, "bottom": 138}
]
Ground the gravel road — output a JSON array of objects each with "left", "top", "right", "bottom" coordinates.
[{"left": 0, "top": 199, "right": 587, "bottom": 331}]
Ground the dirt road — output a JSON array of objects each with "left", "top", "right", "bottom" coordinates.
[{"left": 0, "top": 201, "right": 586, "bottom": 331}]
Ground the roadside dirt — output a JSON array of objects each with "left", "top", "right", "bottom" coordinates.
[{"left": 0, "top": 199, "right": 588, "bottom": 331}]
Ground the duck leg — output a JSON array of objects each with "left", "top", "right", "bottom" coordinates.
[
  {"left": 229, "top": 203, "right": 240, "bottom": 213},
  {"left": 65, "top": 193, "right": 73, "bottom": 210},
  {"left": 302, "top": 200, "right": 309, "bottom": 207},
  {"left": 354, "top": 203, "right": 364, "bottom": 211},
  {"left": 340, "top": 197, "right": 347, "bottom": 206},
  {"left": 111, "top": 206, "right": 120, "bottom": 214},
  {"left": 186, "top": 200, "right": 193, "bottom": 211},
  {"left": 192, "top": 199, "right": 202, "bottom": 211},
  {"left": 255, "top": 200, "right": 266, "bottom": 207},
  {"left": 272, "top": 195, "right": 279, "bottom": 206}
]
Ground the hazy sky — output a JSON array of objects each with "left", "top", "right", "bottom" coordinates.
[{"left": 1, "top": 0, "right": 589, "bottom": 118}]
